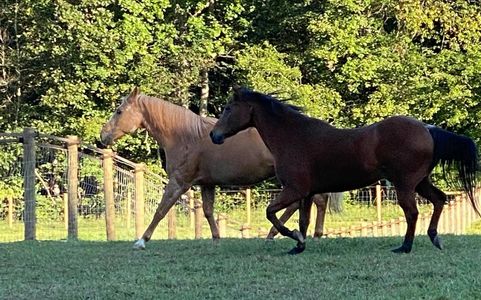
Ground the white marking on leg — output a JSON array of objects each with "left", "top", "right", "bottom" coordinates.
[{"left": 133, "top": 238, "right": 146, "bottom": 250}]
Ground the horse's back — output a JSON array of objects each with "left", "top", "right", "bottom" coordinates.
[
  {"left": 299, "top": 116, "right": 434, "bottom": 191},
  {"left": 370, "top": 116, "right": 434, "bottom": 178}
]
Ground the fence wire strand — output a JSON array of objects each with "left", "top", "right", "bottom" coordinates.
[{"left": 1, "top": 132, "right": 479, "bottom": 242}]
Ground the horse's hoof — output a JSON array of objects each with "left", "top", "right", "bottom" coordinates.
[
  {"left": 428, "top": 230, "right": 443, "bottom": 250},
  {"left": 287, "top": 243, "right": 306, "bottom": 255},
  {"left": 265, "top": 237, "right": 275, "bottom": 243},
  {"left": 391, "top": 244, "right": 411, "bottom": 254},
  {"left": 292, "top": 229, "right": 305, "bottom": 243},
  {"left": 212, "top": 238, "right": 220, "bottom": 246},
  {"left": 133, "top": 239, "right": 146, "bottom": 250},
  {"left": 431, "top": 236, "right": 443, "bottom": 250}
]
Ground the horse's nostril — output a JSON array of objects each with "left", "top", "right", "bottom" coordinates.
[{"left": 209, "top": 131, "right": 214, "bottom": 138}]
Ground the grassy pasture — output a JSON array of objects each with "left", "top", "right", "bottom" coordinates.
[{"left": 1, "top": 234, "right": 481, "bottom": 299}]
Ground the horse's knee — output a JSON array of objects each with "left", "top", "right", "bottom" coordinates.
[
  {"left": 203, "top": 207, "right": 214, "bottom": 219},
  {"left": 266, "top": 206, "right": 276, "bottom": 221}
]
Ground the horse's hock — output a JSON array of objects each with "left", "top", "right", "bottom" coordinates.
[{"left": 0, "top": 128, "right": 480, "bottom": 242}]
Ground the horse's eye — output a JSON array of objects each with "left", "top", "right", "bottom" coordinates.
[
  {"left": 116, "top": 110, "right": 122, "bottom": 115},
  {"left": 225, "top": 107, "right": 231, "bottom": 112}
]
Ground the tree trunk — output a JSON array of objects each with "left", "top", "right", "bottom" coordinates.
[{"left": 199, "top": 69, "right": 209, "bottom": 117}]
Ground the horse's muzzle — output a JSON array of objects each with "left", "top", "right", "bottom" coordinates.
[
  {"left": 209, "top": 131, "right": 225, "bottom": 145},
  {"left": 99, "top": 131, "right": 113, "bottom": 146}
]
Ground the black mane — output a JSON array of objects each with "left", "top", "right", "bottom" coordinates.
[{"left": 238, "top": 88, "right": 303, "bottom": 115}]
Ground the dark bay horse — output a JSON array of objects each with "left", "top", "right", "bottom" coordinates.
[
  {"left": 210, "top": 87, "right": 479, "bottom": 254},
  {"left": 100, "top": 87, "right": 341, "bottom": 249}
]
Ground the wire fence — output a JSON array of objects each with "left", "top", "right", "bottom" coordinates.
[{"left": 0, "top": 129, "right": 480, "bottom": 243}]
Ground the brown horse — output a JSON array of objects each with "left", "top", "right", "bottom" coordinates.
[
  {"left": 210, "top": 87, "right": 479, "bottom": 254},
  {"left": 100, "top": 87, "right": 342, "bottom": 249}
]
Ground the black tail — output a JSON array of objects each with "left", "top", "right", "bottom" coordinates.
[{"left": 428, "top": 126, "right": 479, "bottom": 215}]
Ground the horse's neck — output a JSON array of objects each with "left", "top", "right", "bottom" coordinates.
[
  {"left": 252, "top": 105, "right": 330, "bottom": 154},
  {"left": 139, "top": 95, "right": 215, "bottom": 149}
]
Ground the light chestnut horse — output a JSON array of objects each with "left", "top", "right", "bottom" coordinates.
[{"left": 100, "top": 87, "right": 342, "bottom": 249}]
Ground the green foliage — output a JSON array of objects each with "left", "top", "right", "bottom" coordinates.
[
  {"left": 1, "top": 0, "right": 481, "bottom": 171},
  {"left": 235, "top": 43, "right": 344, "bottom": 121}
]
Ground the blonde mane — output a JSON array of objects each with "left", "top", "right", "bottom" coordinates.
[{"left": 138, "top": 94, "right": 216, "bottom": 146}]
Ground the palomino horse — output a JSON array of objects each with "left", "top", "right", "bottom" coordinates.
[
  {"left": 210, "top": 87, "right": 479, "bottom": 254},
  {"left": 100, "top": 87, "right": 342, "bottom": 249}
]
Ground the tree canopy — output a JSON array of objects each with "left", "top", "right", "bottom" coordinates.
[{"left": 1, "top": 0, "right": 481, "bottom": 162}]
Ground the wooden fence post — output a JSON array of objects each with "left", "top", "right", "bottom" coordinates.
[
  {"left": 376, "top": 183, "right": 382, "bottom": 222},
  {"left": 390, "top": 219, "right": 396, "bottom": 236},
  {"left": 361, "top": 222, "right": 368, "bottom": 236},
  {"left": 241, "top": 223, "right": 250, "bottom": 238},
  {"left": 23, "top": 127, "right": 36, "bottom": 240},
  {"left": 245, "top": 188, "right": 251, "bottom": 225},
  {"left": 217, "top": 213, "right": 227, "bottom": 238},
  {"left": 126, "top": 189, "right": 132, "bottom": 229},
  {"left": 372, "top": 221, "right": 379, "bottom": 237},
  {"left": 168, "top": 208, "right": 176, "bottom": 239},
  {"left": 422, "top": 213, "right": 430, "bottom": 234},
  {"left": 381, "top": 221, "right": 388, "bottom": 236},
  {"left": 467, "top": 196, "right": 473, "bottom": 225},
  {"left": 438, "top": 209, "right": 445, "bottom": 234},
  {"left": 63, "top": 193, "right": 68, "bottom": 230},
  {"left": 103, "top": 149, "right": 116, "bottom": 241},
  {"left": 309, "top": 204, "right": 316, "bottom": 237},
  {"left": 188, "top": 190, "right": 195, "bottom": 229},
  {"left": 349, "top": 225, "right": 357, "bottom": 237},
  {"left": 455, "top": 197, "right": 462, "bottom": 235},
  {"left": 134, "top": 163, "right": 145, "bottom": 239},
  {"left": 449, "top": 201, "right": 456, "bottom": 234},
  {"left": 8, "top": 196, "right": 13, "bottom": 228},
  {"left": 66, "top": 135, "right": 79, "bottom": 240},
  {"left": 398, "top": 217, "right": 404, "bottom": 236},
  {"left": 194, "top": 199, "right": 203, "bottom": 239},
  {"left": 461, "top": 195, "right": 467, "bottom": 233},
  {"left": 443, "top": 204, "right": 450, "bottom": 234}
]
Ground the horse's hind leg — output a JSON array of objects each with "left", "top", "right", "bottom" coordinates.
[
  {"left": 266, "top": 201, "right": 299, "bottom": 239},
  {"left": 393, "top": 187, "right": 418, "bottom": 253},
  {"left": 299, "top": 196, "right": 314, "bottom": 239},
  {"left": 201, "top": 186, "right": 220, "bottom": 241},
  {"left": 266, "top": 188, "right": 306, "bottom": 254},
  {"left": 415, "top": 177, "right": 446, "bottom": 250},
  {"left": 134, "top": 179, "right": 190, "bottom": 250},
  {"left": 312, "top": 193, "right": 328, "bottom": 239}
]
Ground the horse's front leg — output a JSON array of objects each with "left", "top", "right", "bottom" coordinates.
[
  {"left": 266, "top": 201, "right": 300, "bottom": 239},
  {"left": 133, "top": 179, "right": 190, "bottom": 250},
  {"left": 266, "top": 188, "right": 306, "bottom": 254},
  {"left": 200, "top": 186, "right": 220, "bottom": 241}
]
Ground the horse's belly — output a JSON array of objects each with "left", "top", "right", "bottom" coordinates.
[
  {"left": 196, "top": 163, "right": 275, "bottom": 186},
  {"left": 312, "top": 167, "right": 382, "bottom": 193}
]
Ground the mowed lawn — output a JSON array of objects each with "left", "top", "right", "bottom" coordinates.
[{"left": 1, "top": 234, "right": 481, "bottom": 299}]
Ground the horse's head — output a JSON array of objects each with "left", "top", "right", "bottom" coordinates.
[
  {"left": 100, "top": 86, "right": 144, "bottom": 146},
  {"left": 210, "top": 86, "right": 254, "bottom": 145}
]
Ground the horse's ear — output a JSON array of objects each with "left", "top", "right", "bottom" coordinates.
[
  {"left": 128, "top": 86, "right": 141, "bottom": 102},
  {"left": 232, "top": 85, "right": 242, "bottom": 101}
]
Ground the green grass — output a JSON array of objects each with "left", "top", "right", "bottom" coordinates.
[{"left": 1, "top": 235, "right": 481, "bottom": 299}]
